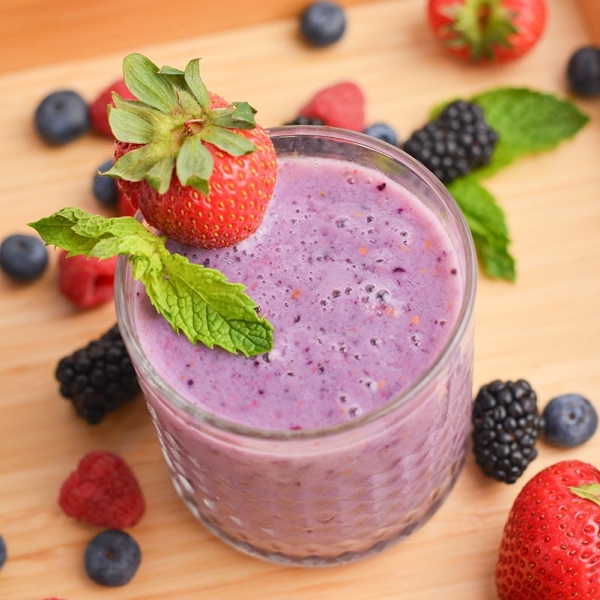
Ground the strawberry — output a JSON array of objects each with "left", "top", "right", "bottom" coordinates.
[
  {"left": 117, "top": 188, "right": 137, "bottom": 217},
  {"left": 496, "top": 460, "right": 600, "bottom": 598},
  {"left": 298, "top": 81, "right": 365, "bottom": 131},
  {"left": 89, "top": 78, "right": 136, "bottom": 138},
  {"left": 428, "top": 0, "right": 547, "bottom": 64},
  {"left": 58, "top": 251, "right": 118, "bottom": 308},
  {"left": 105, "top": 54, "right": 278, "bottom": 249}
]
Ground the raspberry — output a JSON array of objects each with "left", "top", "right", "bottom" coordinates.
[
  {"left": 58, "top": 250, "right": 118, "bottom": 309},
  {"left": 89, "top": 78, "right": 136, "bottom": 138},
  {"left": 55, "top": 324, "right": 140, "bottom": 425},
  {"left": 59, "top": 450, "right": 145, "bottom": 529},
  {"left": 403, "top": 100, "right": 498, "bottom": 184},
  {"left": 298, "top": 81, "right": 365, "bottom": 131},
  {"left": 472, "top": 379, "right": 544, "bottom": 484}
]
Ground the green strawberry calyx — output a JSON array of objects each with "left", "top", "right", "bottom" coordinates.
[
  {"left": 569, "top": 483, "right": 600, "bottom": 508},
  {"left": 105, "top": 53, "right": 258, "bottom": 196},
  {"left": 440, "top": 0, "right": 518, "bottom": 62}
]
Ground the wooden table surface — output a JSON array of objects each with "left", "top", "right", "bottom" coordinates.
[{"left": 1, "top": 0, "right": 599, "bottom": 598}]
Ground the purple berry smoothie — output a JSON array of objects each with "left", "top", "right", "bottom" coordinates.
[{"left": 116, "top": 127, "right": 476, "bottom": 566}]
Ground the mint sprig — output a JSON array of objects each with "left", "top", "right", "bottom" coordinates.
[
  {"left": 437, "top": 88, "right": 589, "bottom": 281},
  {"left": 29, "top": 208, "right": 274, "bottom": 357}
]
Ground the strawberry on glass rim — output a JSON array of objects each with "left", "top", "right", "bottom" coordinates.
[
  {"left": 428, "top": 0, "right": 547, "bottom": 64},
  {"left": 30, "top": 53, "right": 277, "bottom": 357},
  {"left": 105, "top": 53, "right": 278, "bottom": 249}
]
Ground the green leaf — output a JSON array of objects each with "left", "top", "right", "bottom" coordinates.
[
  {"left": 148, "top": 251, "right": 273, "bottom": 356},
  {"left": 146, "top": 156, "right": 175, "bottom": 194},
  {"left": 471, "top": 88, "right": 590, "bottom": 178},
  {"left": 447, "top": 177, "right": 516, "bottom": 281},
  {"left": 569, "top": 483, "right": 600, "bottom": 508},
  {"left": 123, "top": 53, "right": 179, "bottom": 114},
  {"left": 176, "top": 136, "right": 213, "bottom": 194},
  {"left": 107, "top": 143, "right": 170, "bottom": 184},
  {"left": 108, "top": 106, "right": 155, "bottom": 144},
  {"left": 184, "top": 58, "right": 210, "bottom": 112},
  {"left": 211, "top": 102, "right": 257, "bottom": 130},
  {"left": 201, "top": 125, "right": 256, "bottom": 156},
  {"left": 158, "top": 65, "right": 185, "bottom": 76},
  {"left": 28, "top": 208, "right": 274, "bottom": 357},
  {"left": 29, "top": 211, "right": 103, "bottom": 256}
]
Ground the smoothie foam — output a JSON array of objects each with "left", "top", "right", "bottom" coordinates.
[{"left": 116, "top": 128, "right": 476, "bottom": 565}]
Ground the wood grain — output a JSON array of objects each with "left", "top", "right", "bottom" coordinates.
[{"left": 1, "top": 0, "right": 600, "bottom": 598}]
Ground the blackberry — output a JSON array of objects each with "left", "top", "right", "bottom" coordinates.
[
  {"left": 55, "top": 324, "right": 140, "bottom": 425},
  {"left": 403, "top": 100, "right": 498, "bottom": 184},
  {"left": 472, "top": 379, "right": 544, "bottom": 484},
  {"left": 283, "top": 115, "right": 325, "bottom": 126}
]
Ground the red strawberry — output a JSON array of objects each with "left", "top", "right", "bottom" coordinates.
[
  {"left": 59, "top": 450, "right": 145, "bottom": 529},
  {"left": 428, "top": 0, "right": 547, "bottom": 64},
  {"left": 496, "top": 460, "right": 600, "bottom": 598},
  {"left": 89, "top": 78, "right": 136, "bottom": 138},
  {"left": 117, "top": 188, "right": 137, "bottom": 217},
  {"left": 58, "top": 251, "right": 118, "bottom": 308},
  {"left": 105, "top": 54, "right": 278, "bottom": 249},
  {"left": 298, "top": 81, "right": 365, "bottom": 131}
]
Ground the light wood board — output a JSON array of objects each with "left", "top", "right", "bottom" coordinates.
[{"left": 1, "top": 0, "right": 599, "bottom": 598}]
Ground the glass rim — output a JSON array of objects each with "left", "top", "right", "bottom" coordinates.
[{"left": 115, "top": 125, "right": 477, "bottom": 442}]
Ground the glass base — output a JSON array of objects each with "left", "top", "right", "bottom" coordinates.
[{"left": 172, "top": 454, "right": 466, "bottom": 567}]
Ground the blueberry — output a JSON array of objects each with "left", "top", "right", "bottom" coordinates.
[
  {"left": 93, "top": 158, "right": 119, "bottom": 207},
  {"left": 84, "top": 529, "right": 141, "bottom": 587},
  {"left": 364, "top": 123, "right": 399, "bottom": 146},
  {"left": 0, "top": 534, "right": 6, "bottom": 570},
  {"left": 0, "top": 234, "right": 49, "bottom": 282},
  {"left": 300, "top": 1, "right": 346, "bottom": 47},
  {"left": 34, "top": 90, "right": 91, "bottom": 144},
  {"left": 567, "top": 46, "right": 600, "bottom": 97},
  {"left": 543, "top": 393, "right": 598, "bottom": 447}
]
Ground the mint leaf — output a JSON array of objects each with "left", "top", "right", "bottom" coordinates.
[
  {"left": 154, "top": 252, "right": 273, "bottom": 355},
  {"left": 29, "top": 209, "right": 274, "bottom": 357},
  {"left": 471, "top": 87, "right": 590, "bottom": 178},
  {"left": 447, "top": 177, "right": 515, "bottom": 281}
]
